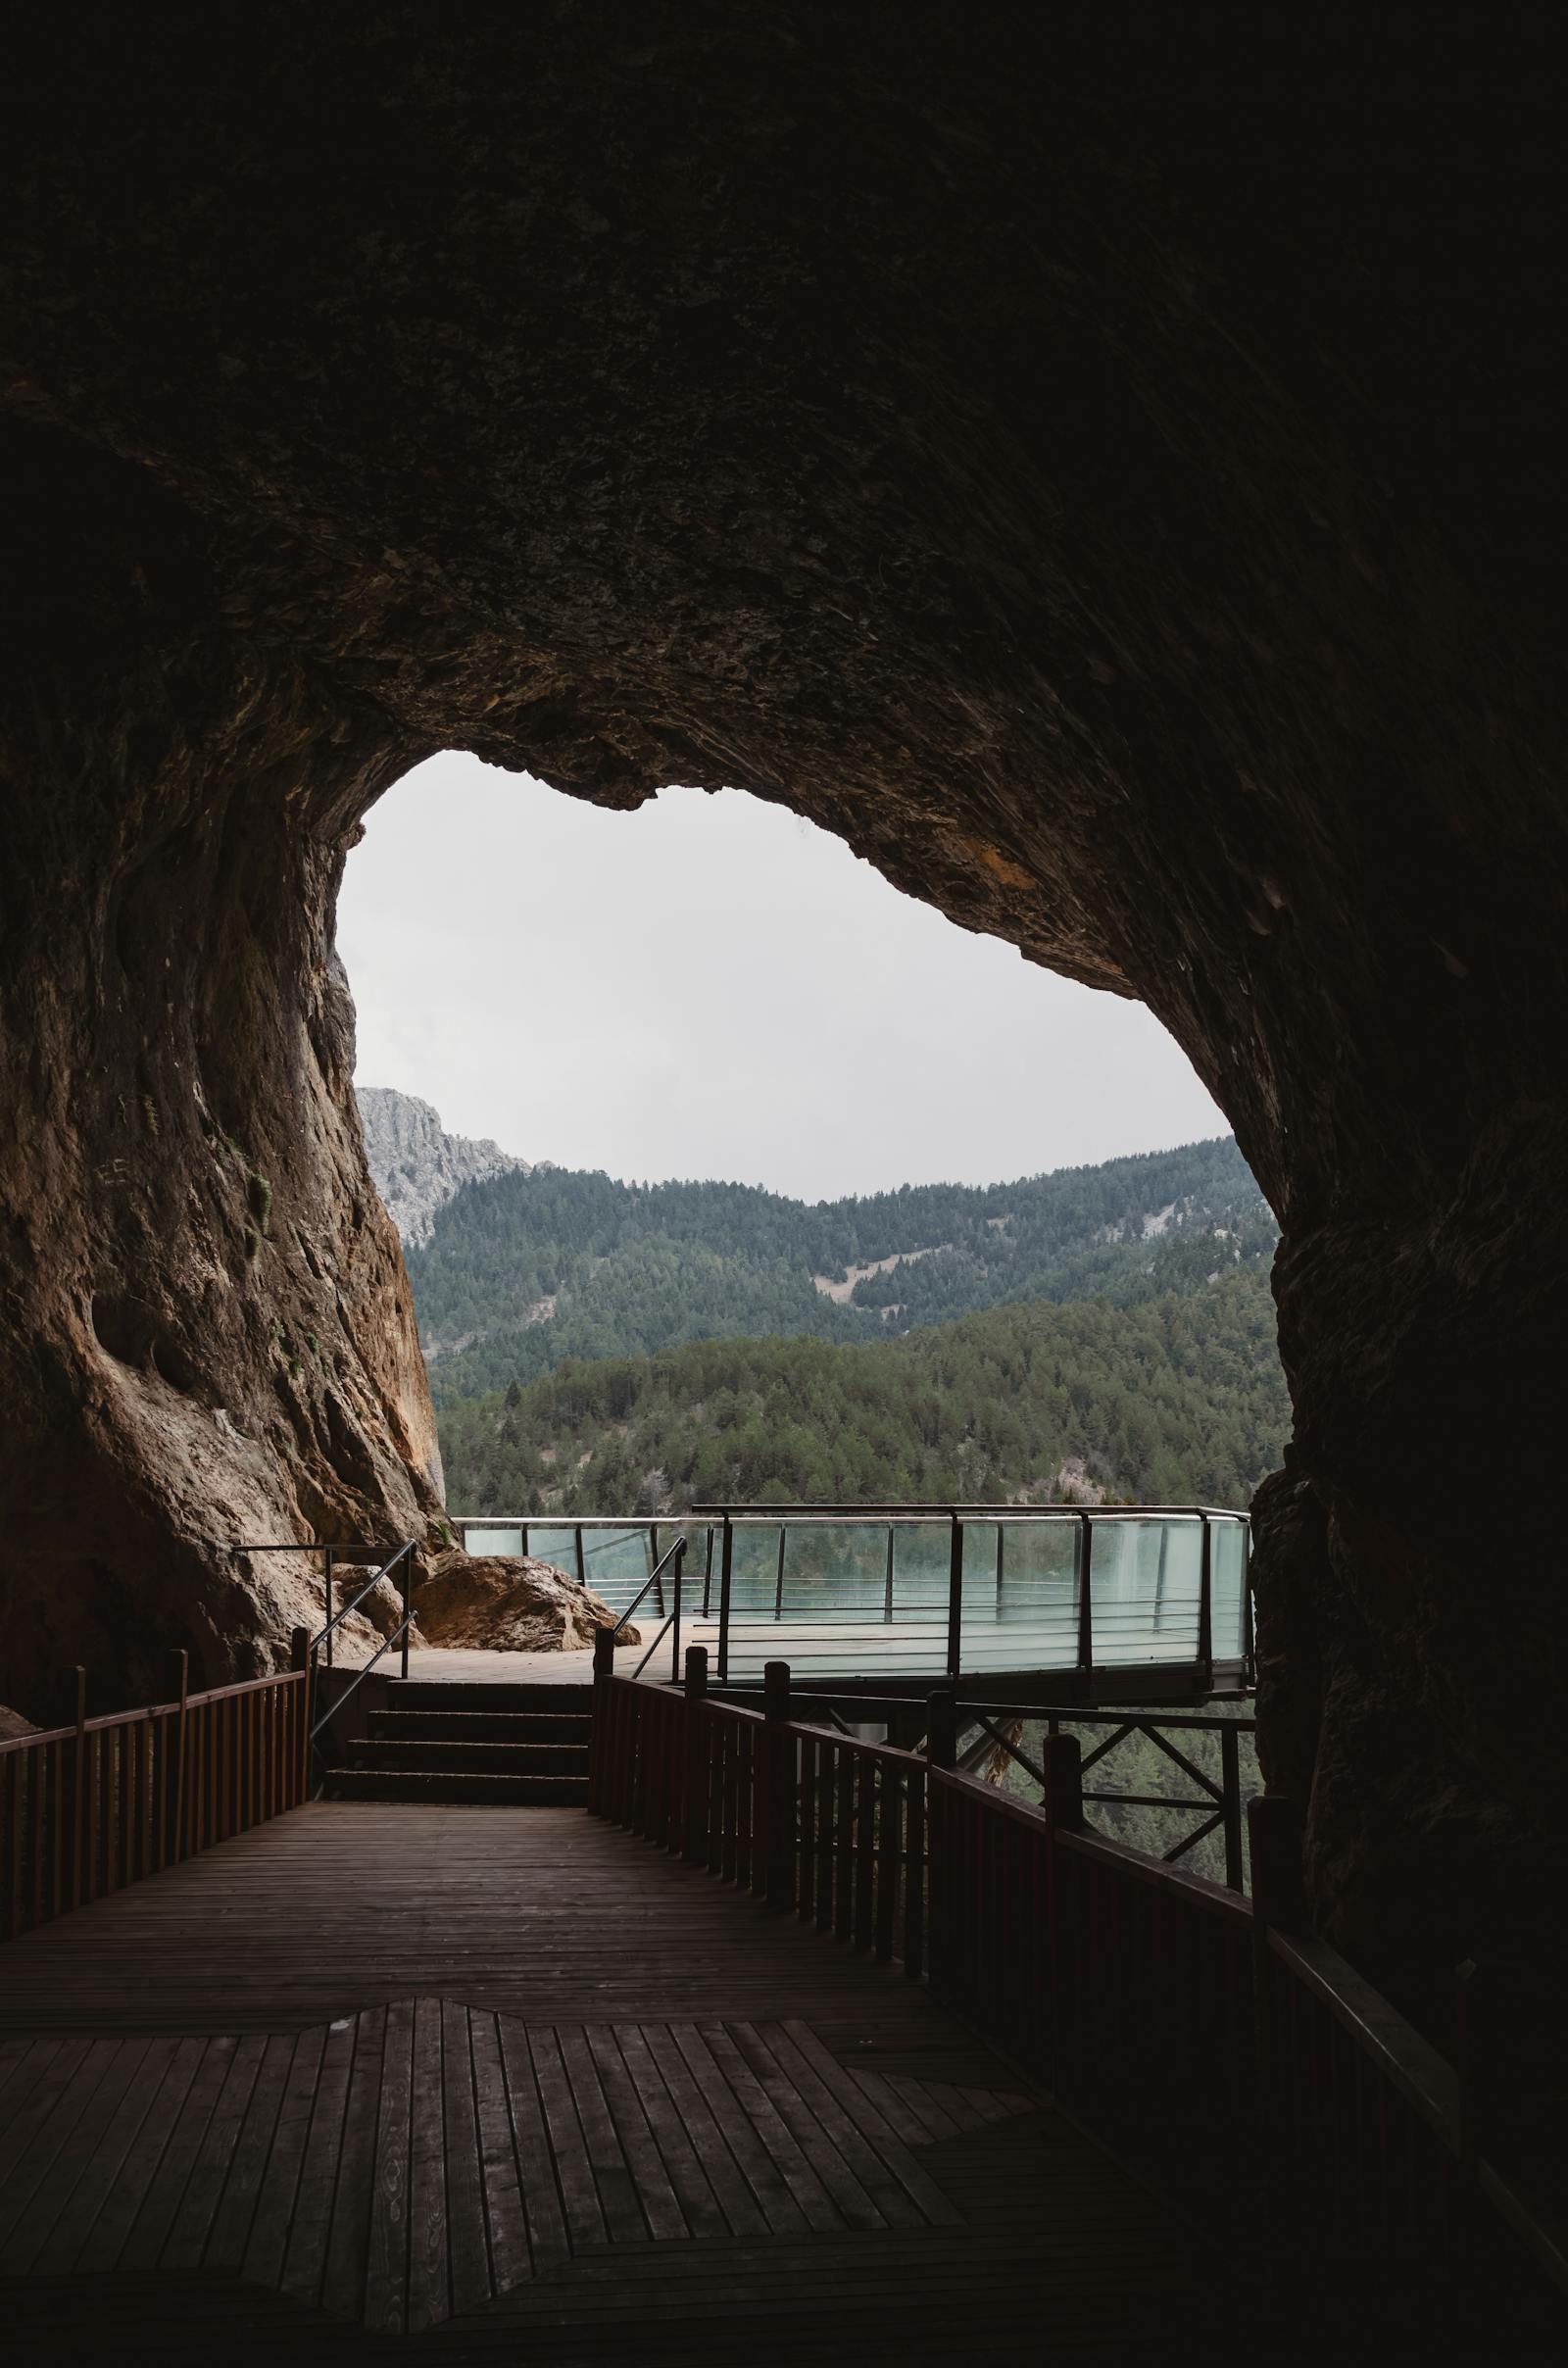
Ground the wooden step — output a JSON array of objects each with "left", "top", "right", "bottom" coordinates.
[
  {"left": 349, "top": 1740, "right": 588, "bottom": 1775},
  {"left": 384, "top": 1680, "right": 593, "bottom": 1713},
  {"left": 368, "top": 1708, "right": 589, "bottom": 1744},
  {"left": 321, "top": 1769, "right": 589, "bottom": 1804}
]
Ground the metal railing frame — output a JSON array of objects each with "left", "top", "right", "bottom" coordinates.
[
  {"left": 229, "top": 1537, "right": 418, "bottom": 1782},
  {"left": 452, "top": 1504, "right": 1250, "bottom": 1688}
]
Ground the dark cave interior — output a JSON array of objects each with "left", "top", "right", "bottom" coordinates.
[{"left": 2, "top": 6, "right": 1565, "bottom": 2146}]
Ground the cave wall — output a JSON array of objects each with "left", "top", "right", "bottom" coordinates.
[
  {"left": 0, "top": 435, "right": 442, "bottom": 1703},
  {"left": 2, "top": 8, "right": 1565, "bottom": 2041}
]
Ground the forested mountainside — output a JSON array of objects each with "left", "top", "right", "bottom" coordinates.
[
  {"left": 438, "top": 1267, "right": 1288, "bottom": 1514},
  {"left": 412, "top": 1135, "right": 1275, "bottom": 1404}
]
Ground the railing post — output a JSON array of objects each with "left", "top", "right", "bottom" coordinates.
[
  {"left": 946, "top": 1514, "right": 963, "bottom": 1680},
  {"left": 1041, "top": 1729, "right": 1082, "bottom": 2094},
  {"left": 926, "top": 1687, "right": 956, "bottom": 1996},
  {"left": 1198, "top": 1512, "right": 1213, "bottom": 1694},
  {"left": 289, "top": 1628, "right": 309, "bottom": 1809},
  {"left": 167, "top": 1649, "right": 189, "bottom": 1860},
  {"left": 1043, "top": 1731, "right": 1083, "bottom": 1830},
  {"left": 61, "top": 1666, "right": 86, "bottom": 1910},
  {"left": 323, "top": 1547, "right": 334, "bottom": 1668},
  {"left": 669, "top": 1541, "right": 684, "bottom": 1683},
  {"left": 702, "top": 1524, "right": 714, "bottom": 1617},
  {"left": 1220, "top": 1720, "right": 1244, "bottom": 1892},
  {"left": 773, "top": 1524, "right": 787, "bottom": 1622},
  {"left": 995, "top": 1523, "right": 1004, "bottom": 1615},
  {"left": 884, "top": 1524, "right": 895, "bottom": 1625},
  {"left": 1076, "top": 1512, "right": 1094, "bottom": 1680},
  {"left": 588, "top": 1623, "right": 615, "bottom": 1817},
  {"left": 1248, "top": 1790, "right": 1305, "bottom": 2212},
  {"left": 683, "top": 1647, "right": 710, "bottom": 1865},
  {"left": 574, "top": 1525, "right": 588, "bottom": 1592},
  {"left": 763, "top": 1660, "right": 794, "bottom": 1911},
  {"left": 1241, "top": 1522, "right": 1256, "bottom": 1689},
  {"left": 400, "top": 1544, "right": 413, "bottom": 1681},
  {"left": 717, "top": 1516, "right": 734, "bottom": 1683},
  {"left": 926, "top": 1686, "right": 956, "bottom": 1772}
]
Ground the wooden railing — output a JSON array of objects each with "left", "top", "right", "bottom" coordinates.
[
  {"left": 591, "top": 1640, "right": 1566, "bottom": 2319},
  {"left": 1, "top": 1643, "right": 310, "bottom": 1942}
]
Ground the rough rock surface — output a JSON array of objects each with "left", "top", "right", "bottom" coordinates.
[
  {"left": 1, "top": 10, "right": 1564, "bottom": 2102},
  {"left": 414, "top": 1554, "right": 636, "bottom": 1654},
  {"left": 357, "top": 1087, "right": 526, "bottom": 1251}
]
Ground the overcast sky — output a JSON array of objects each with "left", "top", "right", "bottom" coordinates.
[{"left": 337, "top": 751, "right": 1224, "bottom": 1203}]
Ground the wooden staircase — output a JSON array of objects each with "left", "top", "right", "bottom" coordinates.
[{"left": 322, "top": 1680, "right": 591, "bottom": 1804}]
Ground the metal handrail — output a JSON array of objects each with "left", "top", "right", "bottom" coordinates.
[
  {"left": 629, "top": 1540, "right": 690, "bottom": 1681},
  {"left": 311, "top": 1540, "right": 416, "bottom": 1655},
  {"left": 226, "top": 1537, "right": 418, "bottom": 1772},
  {"left": 615, "top": 1534, "right": 690, "bottom": 1634},
  {"left": 307, "top": 1539, "right": 417, "bottom": 1750}
]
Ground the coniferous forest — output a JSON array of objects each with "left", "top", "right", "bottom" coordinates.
[{"left": 409, "top": 1136, "right": 1289, "bottom": 1517}]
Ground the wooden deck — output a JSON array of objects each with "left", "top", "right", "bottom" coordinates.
[{"left": 0, "top": 1805, "right": 1206, "bottom": 2361}]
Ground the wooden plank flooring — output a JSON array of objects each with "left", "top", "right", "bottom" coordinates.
[{"left": 0, "top": 1805, "right": 1207, "bottom": 2361}]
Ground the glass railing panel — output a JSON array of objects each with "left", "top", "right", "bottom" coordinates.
[
  {"left": 887, "top": 1520, "right": 958, "bottom": 1623},
  {"left": 1089, "top": 1516, "right": 1201, "bottom": 1662},
  {"left": 462, "top": 1522, "right": 524, "bottom": 1557},
  {"left": 580, "top": 1524, "right": 660, "bottom": 1609},
  {"left": 956, "top": 1518, "right": 1075, "bottom": 1673},
  {"left": 1210, "top": 1516, "right": 1249, "bottom": 1658}
]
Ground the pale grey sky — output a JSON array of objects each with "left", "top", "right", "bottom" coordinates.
[{"left": 337, "top": 751, "right": 1224, "bottom": 1201}]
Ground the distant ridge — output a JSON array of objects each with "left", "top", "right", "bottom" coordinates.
[
  {"left": 406, "top": 1133, "right": 1277, "bottom": 1402},
  {"left": 357, "top": 1086, "right": 528, "bottom": 1249}
]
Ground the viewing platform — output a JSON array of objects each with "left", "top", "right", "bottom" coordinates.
[{"left": 456, "top": 1503, "right": 1253, "bottom": 1700}]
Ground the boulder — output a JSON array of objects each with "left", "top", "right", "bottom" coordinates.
[{"left": 414, "top": 1554, "right": 638, "bottom": 1654}]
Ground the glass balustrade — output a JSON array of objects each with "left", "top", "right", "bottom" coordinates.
[{"left": 452, "top": 1506, "right": 1251, "bottom": 1683}]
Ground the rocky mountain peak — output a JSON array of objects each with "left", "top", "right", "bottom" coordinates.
[{"left": 357, "top": 1086, "right": 527, "bottom": 1248}]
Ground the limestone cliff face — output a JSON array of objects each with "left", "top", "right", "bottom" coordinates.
[
  {"left": 2, "top": 10, "right": 1565, "bottom": 2088},
  {"left": 0, "top": 449, "right": 446, "bottom": 1705},
  {"left": 356, "top": 1087, "right": 526, "bottom": 1251}
]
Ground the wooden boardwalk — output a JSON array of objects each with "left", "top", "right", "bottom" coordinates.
[{"left": 0, "top": 1806, "right": 1205, "bottom": 2361}]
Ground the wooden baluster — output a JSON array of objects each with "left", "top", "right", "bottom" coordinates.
[
  {"left": 61, "top": 1666, "right": 86, "bottom": 1912},
  {"left": 743, "top": 1723, "right": 759, "bottom": 1891},
  {"left": 84, "top": 1719, "right": 103, "bottom": 1903},
  {"left": 288, "top": 1628, "right": 310, "bottom": 1808},
  {"left": 589, "top": 1625, "right": 614, "bottom": 1817},
  {"left": 834, "top": 1744, "right": 854, "bottom": 1939},
  {"left": 797, "top": 1733, "right": 816, "bottom": 1924},
  {"left": 854, "top": 1756, "right": 877, "bottom": 1949},
  {"left": 4, "top": 1748, "right": 23, "bottom": 1940},
  {"left": 167, "top": 1650, "right": 189, "bottom": 1861},
  {"left": 814, "top": 1741, "right": 834, "bottom": 1934},
  {"left": 763, "top": 1662, "right": 794, "bottom": 1912},
  {"left": 875, "top": 1765, "right": 901, "bottom": 1964},
  {"left": 925, "top": 1688, "right": 956, "bottom": 1995},
  {"left": 707, "top": 1703, "right": 722, "bottom": 1876},
  {"left": 683, "top": 1648, "right": 710, "bottom": 1865},
  {"left": 903, "top": 1764, "right": 925, "bottom": 1980}
]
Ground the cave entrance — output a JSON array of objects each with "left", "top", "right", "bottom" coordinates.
[{"left": 335, "top": 744, "right": 1284, "bottom": 1554}]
